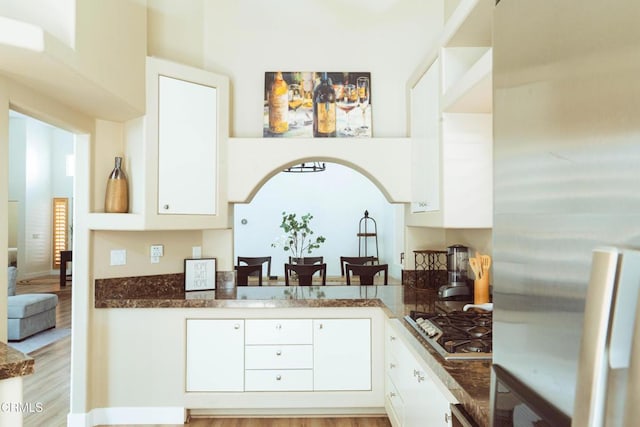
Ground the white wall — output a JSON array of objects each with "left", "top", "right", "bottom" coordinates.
[
  {"left": 234, "top": 163, "right": 399, "bottom": 277},
  {"left": 147, "top": 0, "right": 444, "bottom": 138}
]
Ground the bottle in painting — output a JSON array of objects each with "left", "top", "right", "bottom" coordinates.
[
  {"left": 313, "top": 72, "right": 336, "bottom": 137},
  {"left": 268, "top": 71, "right": 289, "bottom": 135}
]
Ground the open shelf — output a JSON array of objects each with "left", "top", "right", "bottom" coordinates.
[
  {"left": 442, "top": 48, "right": 492, "bottom": 113},
  {"left": 442, "top": 0, "right": 493, "bottom": 48},
  {"left": 87, "top": 213, "right": 145, "bottom": 230}
]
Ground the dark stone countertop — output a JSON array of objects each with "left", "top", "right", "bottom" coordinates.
[
  {"left": 0, "top": 342, "right": 34, "bottom": 381},
  {"left": 94, "top": 273, "right": 491, "bottom": 426}
]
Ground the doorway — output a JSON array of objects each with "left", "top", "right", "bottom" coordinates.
[{"left": 8, "top": 110, "right": 75, "bottom": 282}]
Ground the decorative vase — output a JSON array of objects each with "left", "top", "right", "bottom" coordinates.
[{"left": 104, "top": 156, "right": 129, "bottom": 213}]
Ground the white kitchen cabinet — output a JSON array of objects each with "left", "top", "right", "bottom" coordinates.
[
  {"left": 386, "top": 320, "right": 453, "bottom": 427},
  {"left": 88, "top": 57, "right": 230, "bottom": 230},
  {"left": 313, "top": 318, "right": 371, "bottom": 391},
  {"left": 407, "top": 0, "right": 493, "bottom": 229},
  {"left": 244, "top": 319, "right": 313, "bottom": 392},
  {"left": 158, "top": 75, "right": 217, "bottom": 215},
  {"left": 186, "top": 319, "right": 244, "bottom": 392}
]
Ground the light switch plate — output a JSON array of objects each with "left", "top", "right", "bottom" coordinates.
[
  {"left": 192, "top": 246, "right": 202, "bottom": 258},
  {"left": 110, "top": 249, "right": 126, "bottom": 266}
]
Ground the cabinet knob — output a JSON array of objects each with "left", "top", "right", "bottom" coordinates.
[
  {"left": 276, "top": 350, "right": 282, "bottom": 356},
  {"left": 413, "top": 369, "right": 419, "bottom": 377},
  {"left": 319, "top": 323, "right": 324, "bottom": 329},
  {"left": 163, "top": 204, "right": 169, "bottom": 210},
  {"left": 416, "top": 374, "right": 425, "bottom": 383},
  {"left": 276, "top": 375, "right": 282, "bottom": 381},
  {"left": 234, "top": 324, "right": 240, "bottom": 330},
  {"left": 276, "top": 324, "right": 282, "bottom": 330},
  {"left": 390, "top": 335, "right": 396, "bottom": 341},
  {"left": 445, "top": 413, "right": 451, "bottom": 423},
  {"left": 390, "top": 392, "right": 396, "bottom": 398},
  {"left": 390, "top": 363, "right": 396, "bottom": 369}
]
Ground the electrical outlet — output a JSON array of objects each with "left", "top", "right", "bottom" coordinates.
[
  {"left": 110, "top": 249, "right": 126, "bottom": 266},
  {"left": 150, "top": 245, "right": 164, "bottom": 257}
]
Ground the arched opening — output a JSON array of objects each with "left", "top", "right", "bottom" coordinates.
[{"left": 233, "top": 161, "right": 404, "bottom": 280}]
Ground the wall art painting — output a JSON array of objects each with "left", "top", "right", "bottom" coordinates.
[{"left": 263, "top": 71, "right": 371, "bottom": 138}]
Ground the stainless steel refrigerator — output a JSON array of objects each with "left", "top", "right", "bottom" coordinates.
[{"left": 491, "top": 0, "right": 640, "bottom": 425}]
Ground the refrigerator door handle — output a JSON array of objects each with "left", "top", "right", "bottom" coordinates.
[
  {"left": 609, "top": 250, "right": 640, "bottom": 369},
  {"left": 572, "top": 247, "right": 620, "bottom": 427}
]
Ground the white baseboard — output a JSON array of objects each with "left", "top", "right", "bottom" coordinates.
[{"left": 67, "top": 407, "right": 185, "bottom": 426}]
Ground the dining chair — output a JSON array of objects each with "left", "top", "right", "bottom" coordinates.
[
  {"left": 235, "top": 264, "right": 263, "bottom": 286},
  {"left": 237, "top": 256, "right": 272, "bottom": 279},
  {"left": 339, "top": 256, "right": 376, "bottom": 276},
  {"left": 289, "top": 256, "right": 323, "bottom": 265},
  {"left": 289, "top": 256, "right": 324, "bottom": 277},
  {"left": 345, "top": 263, "right": 388, "bottom": 286},
  {"left": 284, "top": 263, "right": 327, "bottom": 286}
]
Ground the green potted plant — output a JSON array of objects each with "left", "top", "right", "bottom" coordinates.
[{"left": 272, "top": 211, "right": 326, "bottom": 259}]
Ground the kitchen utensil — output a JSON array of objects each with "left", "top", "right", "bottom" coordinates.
[
  {"left": 481, "top": 254, "right": 492, "bottom": 275},
  {"left": 463, "top": 302, "right": 493, "bottom": 312},
  {"left": 469, "top": 258, "right": 482, "bottom": 280}
]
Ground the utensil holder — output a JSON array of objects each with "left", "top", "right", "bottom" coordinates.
[{"left": 474, "top": 275, "right": 490, "bottom": 305}]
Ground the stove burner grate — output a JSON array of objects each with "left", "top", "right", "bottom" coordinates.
[{"left": 405, "top": 310, "right": 492, "bottom": 360}]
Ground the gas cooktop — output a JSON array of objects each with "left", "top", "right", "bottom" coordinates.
[{"left": 404, "top": 310, "right": 492, "bottom": 360}]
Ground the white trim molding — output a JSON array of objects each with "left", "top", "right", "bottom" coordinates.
[{"left": 67, "top": 407, "right": 185, "bottom": 427}]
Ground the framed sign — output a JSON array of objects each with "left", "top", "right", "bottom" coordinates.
[{"left": 184, "top": 258, "right": 216, "bottom": 291}]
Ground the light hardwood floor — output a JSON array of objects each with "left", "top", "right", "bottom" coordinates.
[{"left": 16, "top": 278, "right": 391, "bottom": 427}]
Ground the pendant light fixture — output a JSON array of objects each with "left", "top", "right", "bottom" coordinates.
[{"left": 283, "top": 161, "right": 326, "bottom": 173}]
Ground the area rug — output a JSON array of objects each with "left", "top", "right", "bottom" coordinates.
[{"left": 8, "top": 327, "right": 71, "bottom": 355}]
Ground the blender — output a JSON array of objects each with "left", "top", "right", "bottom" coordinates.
[{"left": 438, "top": 244, "right": 471, "bottom": 299}]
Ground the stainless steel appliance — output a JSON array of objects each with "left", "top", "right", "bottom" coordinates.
[
  {"left": 492, "top": 0, "right": 640, "bottom": 423},
  {"left": 404, "top": 310, "right": 492, "bottom": 360},
  {"left": 438, "top": 245, "right": 470, "bottom": 299}
]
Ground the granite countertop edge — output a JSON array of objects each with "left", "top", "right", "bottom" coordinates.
[{"left": 0, "top": 342, "right": 35, "bottom": 381}]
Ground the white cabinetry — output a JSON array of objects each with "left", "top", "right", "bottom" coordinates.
[
  {"left": 158, "top": 75, "right": 217, "bottom": 215},
  {"left": 187, "top": 317, "right": 372, "bottom": 394},
  {"left": 186, "top": 319, "right": 244, "bottom": 392},
  {"left": 386, "top": 320, "right": 453, "bottom": 427},
  {"left": 313, "top": 319, "right": 371, "bottom": 391},
  {"left": 88, "top": 57, "right": 230, "bottom": 230},
  {"left": 408, "top": 0, "right": 493, "bottom": 228},
  {"left": 245, "top": 319, "right": 313, "bottom": 391}
]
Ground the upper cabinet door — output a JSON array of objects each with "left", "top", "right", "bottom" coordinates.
[{"left": 158, "top": 75, "right": 218, "bottom": 215}]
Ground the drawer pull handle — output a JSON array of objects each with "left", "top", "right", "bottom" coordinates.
[
  {"left": 390, "top": 363, "right": 396, "bottom": 369},
  {"left": 234, "top": 324, "right": 240, "bottom": 330},
  {"left": 417, "top": 374, "right": 425, "bottom": 383},
  {"left": 390, "top": 336, "right": 396, "bottom": 341},
  {"left": 276, "top": 324, "right": 282, "bottom": 330},
  {"left": 390, "top": 392, "right": 396, "bottom": 398},
  {"left": 276, "top": 350, "right": 282, "bottom": 356},
  {"left": 445, "top": 413, "right": 451, "bottom": 423},
  {"left": 276, "top": 375, "right": 282, "bottom": 381}
]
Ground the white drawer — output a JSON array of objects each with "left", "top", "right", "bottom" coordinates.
[
  {"left": 245, "top": 319, "right": 312, "bottom": 344},
  {"left": 245, "top": 369, "right": 313, "bottom": 391},
  {"left": 245, "top": 345, "right": 313, "bottom": 369},
  {"left": 386, "top": 374, "right": 404, "bottom": 426},
  {"left": 388, "top": 351, "right": 401, "bottom": 386}
]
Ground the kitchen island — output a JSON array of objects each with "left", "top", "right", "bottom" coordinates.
[{"left": 94, "top": 274, "right": 491, "bottom": 426}]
